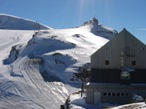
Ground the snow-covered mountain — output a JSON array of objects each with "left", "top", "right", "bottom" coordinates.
[
  {"left": 81, "top": 17, "right": 118, "bottom": 39},
  {"left": 4, "top": 24, "right": 109, "bottom": 83},
  {"left": 0, "top": 14, "right": 51, "bottom": 30},
  {"left": 0, "top": 15, "right": 120, "bottom": 109}
]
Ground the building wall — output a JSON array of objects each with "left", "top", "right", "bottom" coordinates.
[
  {"left": 85, "top": 88, "right": 94, "bottom": 104},
  {"left": 91, "top": 29, "right": 146, "bottom": 69},
  {"left": 86, "top": 83, "right": 146, "bottom": 104},
  {"left": 90, "top": 69, "right": 146, "bottom": 84}
]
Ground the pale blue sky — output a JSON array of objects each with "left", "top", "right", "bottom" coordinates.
[{"left": 0, "top": 0, "right": 146, "bottom": 43}]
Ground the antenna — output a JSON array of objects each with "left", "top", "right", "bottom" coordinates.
[
  {"left": 34, "top": 21, "right": 37, "bottom": 33},
  {"left": 34, "top": 21, "right": 36, "bottom": 33},
  {"left": 37, "top": 22, "right": 40, "bottom": 32},
  {"left": 34, "top": 21, "right": 40, "bottom": 34}
]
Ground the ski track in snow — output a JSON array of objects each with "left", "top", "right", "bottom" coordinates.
[
  {"left": 0, "top": 30, "right": 80, "bottom": 109},
  {"left": 17, "top": 57, "right": 68, "bottom": 108},
  {"left": 0, "top": 30, "right": 69, "bottom": 109},
  {"left": 0, "top": 57, "right": 69, "bottom": 109}
]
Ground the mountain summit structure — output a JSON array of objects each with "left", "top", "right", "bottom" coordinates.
[{"left": 81, "top": 17, "right": 118, "bottom": 39}]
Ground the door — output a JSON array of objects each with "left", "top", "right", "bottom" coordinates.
[{"left": 94, "top": 91, "right": 101, "bottom": 104}]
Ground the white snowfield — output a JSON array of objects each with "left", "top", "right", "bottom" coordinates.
[
  {"left": 0, "top": 23, "right": 109, "bottom": 109},
  {"left": 0, "top": 15, "right": 145, "bottom": 109}
]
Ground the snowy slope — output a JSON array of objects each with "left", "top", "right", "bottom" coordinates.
[
  {"left": 0, "top": 30, "right": 72, "bottom": 109},
  {"left": 3, "top": 27, "right": 108, "bottom": 84},
  {"left": 0, "top": 17, "right": 117, "bottom": 109},
  {"left": 0, "top": 14, "right": 51, "bottom": 30}
]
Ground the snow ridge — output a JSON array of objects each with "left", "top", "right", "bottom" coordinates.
[{"left": 0, "top": 14, "right": 51, "bottom": 30}]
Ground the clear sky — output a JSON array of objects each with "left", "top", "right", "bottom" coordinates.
[{"left": 0, "top": 0, "right": 146, "bottom": 43}]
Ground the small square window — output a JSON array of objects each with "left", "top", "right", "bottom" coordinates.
[
  {"left": 121, "top": 93, "right": 124, "bottom": 96},
  {"left": 117, "top": 93, "right": 120, "bottom": 96},
  {"left": 105, "top": 60, "right": 110, "bottom": 65},
  {"left": 103, "top": 93, "right": 107, "bottom": 96},
  {"left": 132, "top": 60, "right": 136, "bottom": 66},
  {"left": 125, "top": 93, "right": 128, "bottom": 96},
  {"left": 112, "top": 93, "right": 116, "bottom": 96},
  {"left": 108, "top": 93, "right": 111, "bottom": 96}
]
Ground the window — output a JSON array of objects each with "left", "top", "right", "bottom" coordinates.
[
  {"left": 132, "top": 60, "right": 136, "bottom": 66},
  {"left": 117, "top": 93, "right": 120, "bottom": 96},
  {"left": 142, "top": 47, "right": 145, "bottom": 52},
  {"left": 103, "top": 92, "right": 129, "bottom": 97},
  {"left": 103, "top": 93, "right": 107, "bottom": 96},
  {"left": 112, "top": 93, "right": 116, "bottom": 96},
  {"left": 108, "top": 93, "right": 111, "bottom": 96},
  {"left": 125, "top": 93, "right": 128, "bottom": 96},
  {"left": 121, "top": 93, "right": 124, "bottom": 96},
  {"left": 105, "top": 60, "right": 110, "bottom": 65}
]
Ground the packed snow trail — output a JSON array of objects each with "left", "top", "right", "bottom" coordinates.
[
  {"left": 0, "top": 60, "right": 67, "bottom": 109},
  {"left": 11, "top": 57, "right": 69, "bottom": 109}
]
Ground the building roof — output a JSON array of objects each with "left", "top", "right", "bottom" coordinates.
[{"left": 92, "top": 28, "right": 146, "bottom": 57}]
